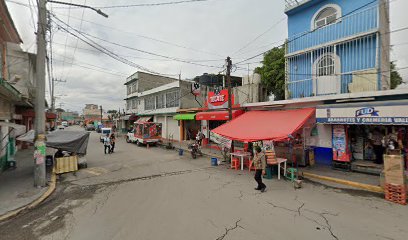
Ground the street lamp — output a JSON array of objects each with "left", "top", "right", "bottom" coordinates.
[{"left": 47, "top": 0, "right": 109, "bottom": 18}]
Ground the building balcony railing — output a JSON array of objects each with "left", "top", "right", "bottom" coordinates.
[
  {"left": 285, "top": 0, "right": 310, "bottom": 12},
  {"left": 287, "top": 6, "right": 378, "bottom": 55},
  {"left": 286, "top": 70, "right": 378, "bottom": 99}
]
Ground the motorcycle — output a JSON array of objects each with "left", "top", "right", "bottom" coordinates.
[{"left": 188, "top": 141, "right": 202, "bottom": 159}]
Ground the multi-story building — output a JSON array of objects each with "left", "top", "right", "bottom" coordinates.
[
  {"left": 83, "top": 104, "right": 101, "bottom": 124},
  {"left": 124, "top": 72, "right": 178, "bottom": 114},
  {"left": 285, "top": 0, "right": 390, "bottom": 99}
]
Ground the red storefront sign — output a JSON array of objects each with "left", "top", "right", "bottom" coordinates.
[{"left": 207, "top": 89, "right": 234, "bottom": 109}]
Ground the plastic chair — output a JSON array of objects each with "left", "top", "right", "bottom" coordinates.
[{"left": 231, "top": 158, "right": 240, "bottom": 170}]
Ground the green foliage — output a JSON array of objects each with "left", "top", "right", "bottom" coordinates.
[
  {"left": 254, "top": 47, "right": 285, "bottom": 100},
  {"left": 107, "top": 110, "right": 118, "bottom": 114},
  {"left": 390, "top": 61, "right": 403, "bottom": 89}
]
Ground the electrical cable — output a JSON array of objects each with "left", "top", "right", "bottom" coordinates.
[
  {"left": 235, "top": 0, "right": 379, "bottom": 65},
  {"left": 52, "top": 11, "right": 225, "bottom": 58}
]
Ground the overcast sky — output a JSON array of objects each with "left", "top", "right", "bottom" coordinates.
[{"left": 6, "top": 0, "right": 408, "bottom": 113}]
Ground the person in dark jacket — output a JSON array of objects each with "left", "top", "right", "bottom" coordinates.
[{"left": 252, "top": 146, "right": 267, "bottom": 192}]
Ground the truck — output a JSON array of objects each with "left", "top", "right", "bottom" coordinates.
[{"left": 126, "top": 122, "right": 162, "bottom": 146}]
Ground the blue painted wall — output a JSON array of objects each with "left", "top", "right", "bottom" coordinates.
[
  {"left": 286, "top": 0, "right": 379, "bottom": 53},
  {"left": 287, "top": 34, "right": 377, "bottom": 99},
  {"left": 287, "top": 0, "right": 379, "bottom": 37}
]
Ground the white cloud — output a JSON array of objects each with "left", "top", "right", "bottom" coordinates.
[{"left": 6, "top": 0, "right": 408, "bottom": 112}]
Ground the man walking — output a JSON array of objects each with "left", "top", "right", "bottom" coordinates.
[
  {"left": 253, "top": 146, "right": 267, "bottom": 192},
  {"left": 103, "top": 134, "right": 111, "bottom": 154}
]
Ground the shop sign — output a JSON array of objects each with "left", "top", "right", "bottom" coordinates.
[
  {"left": 316, "top": 104, "right": 408, "bottom": 125},
  {"left": 210, "top": 131, "right": 232, "bottom": 148},
  {"left": 191, "top": 82, "right": 201, "bottom": 96},
  {"left": 207, "top": 89, "right": 234, "bottom": 109}
]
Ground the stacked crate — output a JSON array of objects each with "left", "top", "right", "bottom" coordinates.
[
  {"left": 384, "top": 183, "right": 406, "bottom": 205},
  {"left": 383, "top": 154, "right": 406, "bottom": 205}
]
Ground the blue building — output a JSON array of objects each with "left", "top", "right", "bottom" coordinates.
[{"left": 284, "top": 0, "right": 390, "bottom": 99}]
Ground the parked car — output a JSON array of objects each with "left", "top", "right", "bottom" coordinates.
[
  {"left": 61, "top": 121, "right": 68, "bottom": 127},
  {"left": 85, "top": 124, "right": 95, "bottom": 131},
  {"left": 100, "top": 128, "right": 112, "bottom": 142},
  {"left": 57, "top": 125, "right": 65, "bottom": 130}
]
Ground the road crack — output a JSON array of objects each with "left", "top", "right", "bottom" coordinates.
[
  {"left": 216, "top": 219, "right": 243, "bottom": 240},
  {"left": 267, "top": 200, "right": 339, "bottom": 240}
]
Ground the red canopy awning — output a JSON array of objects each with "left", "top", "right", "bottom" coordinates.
[
  {"left": 211, "top": 108, "right": 315, "bottom": 142},
  {"left": 196, "top": 110, "right": 244, "bottom": 121}
]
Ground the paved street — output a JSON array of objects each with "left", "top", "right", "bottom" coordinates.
[{"left": 0, "top": 126, "right": 407, "bottom": 240}]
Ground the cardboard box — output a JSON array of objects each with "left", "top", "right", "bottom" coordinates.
[{"left": 384, "top": 154, "right": 405, "bottom": 185}]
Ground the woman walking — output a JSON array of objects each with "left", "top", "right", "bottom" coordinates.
[{"left": 253, "top": 146, "right": 267, "bottom": 192}]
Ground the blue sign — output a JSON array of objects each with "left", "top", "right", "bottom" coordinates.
[{"left": 355, "top": 107, "right": 379, "bottom": 117}]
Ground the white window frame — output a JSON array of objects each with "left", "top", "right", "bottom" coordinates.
[
  {"left": 312, "top": 52, "right": 341, "bottom": 95},
  {"left": 311, "top": 4, "right": 342, "bottom": 30}
]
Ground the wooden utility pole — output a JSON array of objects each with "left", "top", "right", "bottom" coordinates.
[
  {"left": 34, "top": 0, "right": 47, "bottom": 187},
  {"left": 226, "top": 56, "right": 233, "bottom": 121}
]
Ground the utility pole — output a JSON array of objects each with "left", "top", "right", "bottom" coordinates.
[
  {"left": 34, "top": 0, "right": 47, "bottom": 187},
  {"left": 226, "top": 56, "right": 233, "bottom": 121},
  {"left": 100, "top": 105, "right": 103, "bottom": 125}
]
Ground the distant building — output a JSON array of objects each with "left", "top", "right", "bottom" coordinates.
[
  {"left": 124, "top": 72, "right": 179, "bottom": 115},
  {"left": 285, "top": 0, "right": 390, "bottom": 99},
  {"left": 194, "top": 73, "right": 242, "bottom": 88},
  {"left": 83, "top": 104, "right": 101, "bottom": 124}
]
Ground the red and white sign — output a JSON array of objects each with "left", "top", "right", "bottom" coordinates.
[{"left": 207, "top": 89, "right": 234, "bottom": 109}]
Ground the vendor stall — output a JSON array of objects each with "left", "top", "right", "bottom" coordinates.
[{"left": 211, "top": 108, "right": 316, "bottom": 180}]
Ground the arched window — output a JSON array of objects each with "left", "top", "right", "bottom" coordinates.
[
  {"left": 312, "top": 4, "right": 341, "bottom": 29},
  {"left": 317, "top": 55, "right": 335, "bottom": 76}
]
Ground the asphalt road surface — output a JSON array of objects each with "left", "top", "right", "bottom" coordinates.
[{"left": 1, "top": 125, "right": 407, "bottom": 240}]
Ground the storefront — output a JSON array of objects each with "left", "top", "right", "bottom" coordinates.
[
  {"left": 316, "top": 101, "right": 408, "bottom": 173},
  {"left": 173, "top": 113, "right": 199, "bottom": 141},
  {"left": 212, "top": 108, "right": 316, "bottom": 165}
]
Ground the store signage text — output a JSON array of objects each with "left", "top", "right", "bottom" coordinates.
[
  {"left": 355, "top": 107, "right": 379, "bottom": 117},
  {"left": 317, "top": 117, "right": 408, "bottom": 125},
  {"left": 210, "top": 95, "right": 225, "bottom": 103},
  {"left": 207, "top": 89, "right": 234, "bottom": 109}
]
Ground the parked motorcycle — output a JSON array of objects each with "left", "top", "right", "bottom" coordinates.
[{"left": 188, "top": 142, "right": 202, "bottom": 159}]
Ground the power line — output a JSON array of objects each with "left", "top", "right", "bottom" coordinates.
[
  {"left": 51, "top": 14, "right": 180, "bottom": 77},
  {"left": 53, "top": 11, "right": 225, "bottom": 58},
  {"left": 80, "top": 31, "right": 224, "bottom": 69},
  {"left": 235, "top": 0, "right": 379, "bottom": 65},
  {"left": 53, "top": 0, "right": 210, "bottom": 9},
  {"left": 232, "top": 17, "right": 286, "bottom": 56}
]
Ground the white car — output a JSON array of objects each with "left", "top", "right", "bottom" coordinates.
[
  {"left": 61, "top": 121, "right": 68, "bottom": 127},
  {"left": 100, "top": 128, "right": 112, "bottom": 142},
  {"left": 57, "top": 125, "right": 65, "bottom": 130}
]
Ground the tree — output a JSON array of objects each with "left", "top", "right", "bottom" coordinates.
[
  {"left": 390, "top": 61, "right": 403, "bottom": 89},
  {"left": 254, "top": 47, "right": 285, "bottom": 100},
  {"left": 107, "top": 110, "right": 118, "bottom": 114}
]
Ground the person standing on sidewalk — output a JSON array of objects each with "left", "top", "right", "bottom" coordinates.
[
  {"left": 252, "top": 146, "right": 267, "bottom": 192},
  {"left": 103, "top": 134, "right": 111, "bottom": 154}
]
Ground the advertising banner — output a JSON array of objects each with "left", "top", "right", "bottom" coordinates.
[
  {"left": 207, "top": 89, "right": 234, "bottom": 109},
  {"left": 210, "top": 131, "right": 232, "bottom": 148},
  {"left": 316, "top": 104, "right": 408, "bottom": 125},
  {"left": 332, "top": 125, "right": 350, "bottom": 162}
]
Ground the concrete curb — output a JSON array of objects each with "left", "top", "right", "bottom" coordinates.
[
  {"left": 302, "top": 172, "right": 384, "bottom": 194},
  {"left": 0, "top": 169, "right": 57, "bottom": 222}
]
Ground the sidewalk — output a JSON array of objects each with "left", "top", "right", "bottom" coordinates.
[
  {"left": 0, "top": 146, "right": 50, "bottom": 217},
  {"left": 300, "top": 165, "right": 383, "bottom": 193},
  {"left": 170, "top": 140, "right": 224, "bottom": 159}
]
